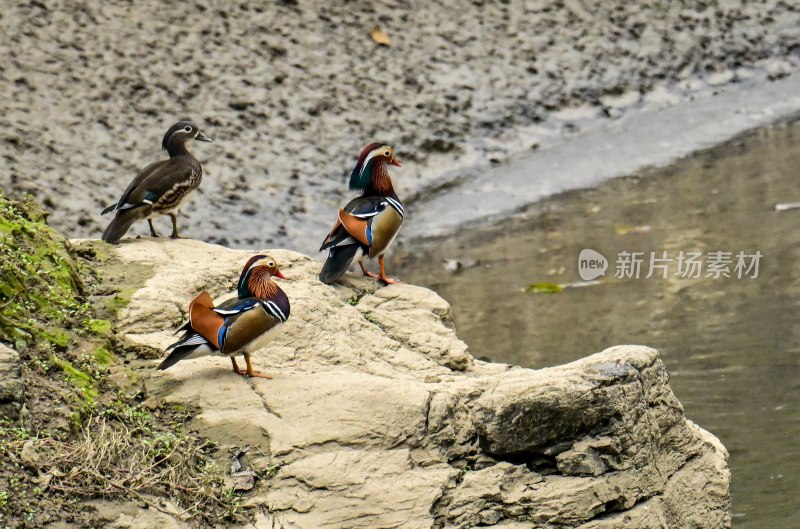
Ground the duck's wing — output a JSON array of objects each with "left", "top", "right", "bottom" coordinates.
[
  {"left": 186, "top": 291, "right": 226, "bottom": 349},
  {"left": 216, "top": 298, "right": 285, "bottom": 354},
  {"left": 102, "top": 158, "right": 193, "bottom": 214},
  {"left": 102, "top": 160, "right": 166, "bottom": 214},
  {"left": 320, "top": 196, "right": 402, "bottom": 251},
  {"left": 159, "top": 291, "right": 225, "bottom": 370}
]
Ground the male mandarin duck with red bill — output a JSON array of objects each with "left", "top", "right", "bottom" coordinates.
[
  {"left": 158, "top": 255, "right": 289, "bottom": 378},
  {"left": 319, "top": 143, "right": 404, "bottom": 285}
]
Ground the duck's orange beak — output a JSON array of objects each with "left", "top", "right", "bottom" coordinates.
[
  {"left": 274, "top": 269, "right": 286, "bottom": 280},
  {"left": 390, "top": 157, "right": 401, "bottom": 167}
]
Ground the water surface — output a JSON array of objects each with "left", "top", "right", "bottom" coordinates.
[{"left": 391, "top": 120, "right": 800, "bottom": 528}]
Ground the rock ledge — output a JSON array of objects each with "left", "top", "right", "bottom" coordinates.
[{"left": 106, "top": 239, "right": 730, "bottom": 529}]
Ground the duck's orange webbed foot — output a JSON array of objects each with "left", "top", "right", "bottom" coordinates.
[
  {"left": 359, "top": 262, "right": 379, "bottom": 279},
  {"left": 230, "top": 357, "right": 247, "bottom": 376},
  {"left": 230, "top": 356, "right": 272, "bottom": 379},
  {"left": 378, "top": 256, "right": 401, "bottom": 285},
  {"left": 235, "top": 353, "right": 272, "bottom": 379}
]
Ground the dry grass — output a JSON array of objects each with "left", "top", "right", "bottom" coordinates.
[
  {"left": 1, "top": 404, "right": 248, "bottom": 527},
  {"left": 47, "top": 419, "right": 237, "bottom": 520}
]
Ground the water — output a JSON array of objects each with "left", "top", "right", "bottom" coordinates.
[{"left": 390, "top": 120, "right": 800, "bottom": 528}]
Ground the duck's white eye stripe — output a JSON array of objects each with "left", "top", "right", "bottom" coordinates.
[{"left": 360, "top": 150, "right": 380, "bottom": 176}]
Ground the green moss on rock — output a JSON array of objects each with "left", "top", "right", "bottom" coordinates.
[
  {"left": 83, "top": 318, "right": 112, "bottom": 338},
  {"left": 51, "top": 357, "right": 98, "bottom": 403},
  {"left": 0, "top": 193, "right": 86, "bottom": 351},
  {"left": 0, "top": 195, "right": 245, "bottom": 526},
  {"left": 104, "top": 286, "right": 137, "bottom": 315},
  {"left": 71, "top": 239, "right": 153, "bottom": 321},
  {"left": 92, "top": 346, "right": 115, "bottom": 367}
]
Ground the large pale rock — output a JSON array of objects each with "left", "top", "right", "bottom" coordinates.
[
  {"left": 101, "top": 239, "right": 730, "bottom": 529},
  {"left": 0, "top": 343, "right": 23, "bottom": 419},
  {"left": 266, "top": 450, "right": 457, "bottom": 529}
]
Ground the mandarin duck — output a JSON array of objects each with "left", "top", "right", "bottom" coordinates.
[
  {"left": 157, "top": 255, "right": 289, "bottom": 378},
  {"left": 101, "top": 120, "right": 212, "bottom": 244},
  {"left": 319, "top": 143, "right": 404, "bottom": 284}
]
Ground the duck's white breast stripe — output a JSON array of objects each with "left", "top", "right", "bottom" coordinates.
[
  {"left": 263, "top": 301, "right": 287, "bottom": 322},
  {"left": 385, "top": 197, "right": 404, "bottom": 217}
]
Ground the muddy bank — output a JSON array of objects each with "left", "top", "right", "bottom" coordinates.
[
  {"left": 404, "top": 74, "right": 800, "bottom": 240},
  {"left": 1, "top": 1, "right": 799, "bottom": 251}
]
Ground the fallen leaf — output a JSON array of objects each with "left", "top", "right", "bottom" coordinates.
[
  {"left": 32, "top": 472, "right": 53, "bottom": 488},
  {"left": 230, "top": 470, "right": 258, "bottom": 492},
  {"left": 370, "top": 26, "right": 391, "bottom": 46},
  {"left": 162, "top": 500, "right": 192, "bottom": 521},
  {"left": 524, "top": 282, "right": 563, "bottom": 294},
  {"left": 614, "top": 224, "right": 651, "bottom": 235},
  {"left": 442, "top": 258, "right": 478, "bottom": 273},
  {"left": 775, "top": 202, "right": 800, "bottom": 212},
  {"left": 442, "top": 259, "right": 461, "bottom": 272},
  {"left": 141, "top": 396, "right": 159, "bottom": 410},
  {"left": 230, "top": 445, "right": 251, "bottom": 475},
  {"left": 21, "top": 439, "right": 40, "bottom": 469}
]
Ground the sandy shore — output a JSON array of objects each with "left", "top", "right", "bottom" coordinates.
[{"left": 1, "top": 1, "right": 798, "bottom": 251}]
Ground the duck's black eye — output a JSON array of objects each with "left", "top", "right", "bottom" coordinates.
[
  {"left": 268, "top": 261, "right": 275, "bottom": 267},
  {"left": 184, "top": 126, "right": 192, "bottom": 132},
  {"left": 384, "top": 151, "right": 390, "bottom": 156}
]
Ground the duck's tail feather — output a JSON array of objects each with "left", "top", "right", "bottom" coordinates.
[
  {"left": 101, "top": 203, "right": 118, "bottom": 215},
  {"left": 319, "top": 244, "right": 361, "bottom": 284},
  {"left": 157, "top": 332, "right": 211, "bottom": 370},
  {"left": 101, "top": 209, "right": 140, "bottom": 244},
  {"left": 320, "top": 224, "right": 352, "bottom": 252}
]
